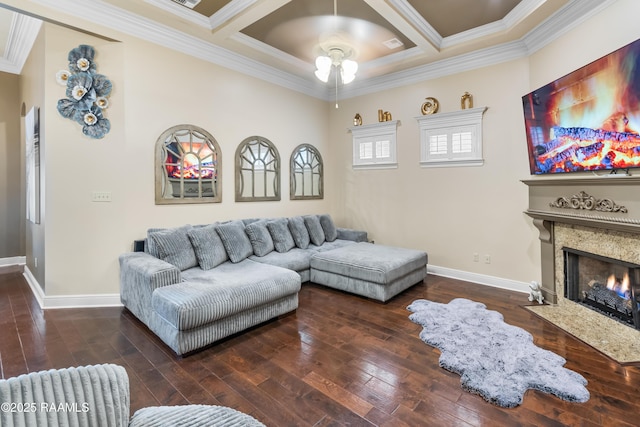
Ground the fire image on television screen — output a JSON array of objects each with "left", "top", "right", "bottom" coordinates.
[{"left": 522, "top": 38, "right": 640, "bottom": 174}]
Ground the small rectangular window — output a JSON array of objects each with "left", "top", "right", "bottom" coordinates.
[
  {"left": 417, "top": 107, "right": 486, "bottom": 168},
  {"left": 359, "top": 141, "right": 373, "bottom": 159},
  {"left": 351, "top": 121, "right": 398, "bottom": 169},
  {"left": 376, "top": 140, "right": 390, "bottom": 158},
  {"left": 452, "top": 131, "right": 472, "bottom": 153},
  {"left": 429, "top": 134, "right": 448, "bottom": 154}
]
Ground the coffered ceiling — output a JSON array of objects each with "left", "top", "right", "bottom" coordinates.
[{"left": 0, "top": 0, "right": 615, "bottom": 100}]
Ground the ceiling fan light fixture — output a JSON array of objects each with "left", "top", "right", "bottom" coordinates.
[
  {"left": 315, "top": 55, "right": 332, "bottom": 73},
  {"left": 314, "top": 47, "right": 357, "bottom": 84},
  {"left": 315, "top": 68, "right": 330, "bottom": 83}
]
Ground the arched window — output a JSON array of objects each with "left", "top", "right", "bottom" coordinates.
[
  {"left": 155, "top": 124, "right": 221, "bottom": 204},
  {"left": 235, "top": 136, "right": 280, "bottom": 202},
  {"left": 290, "top": 144, "right": 323, "bottom": 200}
]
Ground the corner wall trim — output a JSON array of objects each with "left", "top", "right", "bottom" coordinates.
[
  {"left": 427, "top": 265, "right": 530, "bottom": 294},
  {"left": 23, "top": 266, "right": 44, "bottom": 309},
  {"left": 22, "top": 266, "right": 122, "bottom": 309}
]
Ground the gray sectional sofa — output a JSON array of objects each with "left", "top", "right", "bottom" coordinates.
[{"left": 119, "top": 214, "right": 427, "bottom": 356}]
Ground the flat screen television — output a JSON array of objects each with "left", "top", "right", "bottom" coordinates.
[{"left": 522, "top": 38, "right": 640, "bottom": 175}]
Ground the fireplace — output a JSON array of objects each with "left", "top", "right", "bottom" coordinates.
[
  {"left": 564, "top": 247, "right": 640, "bottom": 329},
  {"left": 522, "top": 176, "right": 640, "bottom": 363}
]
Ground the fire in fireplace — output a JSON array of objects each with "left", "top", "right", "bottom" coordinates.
[{"left": 564, "top": 247, "right": 640, "bottom": 329}]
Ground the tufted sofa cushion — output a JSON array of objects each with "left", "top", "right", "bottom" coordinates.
[
  {"left": 216, "top": 221, "right": 254, "bottom": 263},
  {"left": 267, "top": 218, "right": 296, "bottom": 253},
  {"left": 148, "top": 225, "right": 198, "bottom": 271},
  {"left": 304, "top": 215, "right": 325, "bottom": 246},
  {"left": 288, "top": 216, "right": 311, "bottom": 249},
  {"left": 244, "top": 220, "right": 275, "bottom": 257},
  {"left": 187, "top": 223, "right": 229, "bottom": 270},
  {"left": 319, "top": 214, "right": 338, "bottom": 242}
]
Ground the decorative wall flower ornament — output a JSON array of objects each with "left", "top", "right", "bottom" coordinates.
[
  {"left": 68, "top": 45, "right": 96, "bottom": 73},
  {"left": 56, "top": 44, "right": 112, "bottom": 139},
  {"left": 55, "top": 70, "right": 70, "bottom": 85}
]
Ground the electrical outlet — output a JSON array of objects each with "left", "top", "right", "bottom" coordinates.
[
  {"left": 484, "top": 254, "right": 491, "bottom": 264},
  {"left": 473, "top": 253, "right": 479, "bottom": 262},
  {"left": 91, "top": 191, "right": 112, "bottom": 202}
]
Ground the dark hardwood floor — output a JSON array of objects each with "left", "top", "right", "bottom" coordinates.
[{"left": 1, "top": 270, "right": 639, "bottom": 426}]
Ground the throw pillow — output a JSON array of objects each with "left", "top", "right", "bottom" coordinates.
[
  {"left": 187, "top": 223, "right": 229, "bottom": 269},
  {"left": 145, "top": 227, "right": 164, "bottom": 258},
  {"left": 245, "top": 220, "right": 275, "bottom": 257},
  {"left": 288, "top": 216, "right": 310, "bottom": 249},
  {"left": 148, "top": 225, "right": 198, "bottom": 271},
  {"left": 304, "top": 215, "right": 325, "bottom": 246},
  {"left": 266, "top": 218, "right": 296, "bottom": 253},
  {"left": 319, "top": 214, "right": 338, "bottom": 242},
  {"left": 215, "top": 221, "right": 254, "bottom": 263}
]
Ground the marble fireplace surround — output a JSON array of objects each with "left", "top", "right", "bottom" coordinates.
[{"left": 523, "top": 176, "right": 640, "bottom": 364}]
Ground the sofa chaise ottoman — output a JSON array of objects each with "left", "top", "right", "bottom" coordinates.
[
  {"left": 310, "top": 242, "right": 428, "bottom": 302},
  {"left": 148, "top": 259, "right": 301, "bottom": 356}
]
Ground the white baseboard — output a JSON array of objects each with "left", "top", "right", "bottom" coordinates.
[
  {"left": 19, "top": 262, "right": 524, "bottom": 309},
  {"left": 41, "top": 294, "right": 122, "bottom": 309},
  {"left": 23, "top": 266, "right": 45, "bottom": 308},
  {"left": 427, "top": 265, "right": 530, "bottom": 294},
  {"left": 0, "top": 256, "right": 25, "bottom": 269},
  {"left": 23, "top": 266, "right": 122, "bottom": 309}
]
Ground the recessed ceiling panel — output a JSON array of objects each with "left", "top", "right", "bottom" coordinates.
[
  {"left": 191, "top": 0, "right": 232, "bottom": 17},
  {"left": 407, "top": 0, "right": 523, "bottom": 37},
  {"left": 240, "top": 0, "right": 415, "bottom": 63}
]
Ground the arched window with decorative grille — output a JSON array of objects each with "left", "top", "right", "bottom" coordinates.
[
  {"left": 290, "top": 144, "right": 323, "bottom": 200},
  {"left": 235, "top": 136, "right": 280, "bottom": 202},
  {"left": 155, "top": 124, "right": 222, "bottom": 204}
]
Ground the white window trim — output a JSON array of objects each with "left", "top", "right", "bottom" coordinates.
[
  {"left": 416, "top": 107, "right": 487, "bottom": 168},
  {"left": 349, "top": 120, "right": 399, "bottom": 170}
]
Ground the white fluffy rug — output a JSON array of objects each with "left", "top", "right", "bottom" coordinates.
[{"left": 407, "top": 298, "right": 590, "bottom": 408}]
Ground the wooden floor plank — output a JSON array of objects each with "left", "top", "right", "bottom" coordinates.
[{"left": 1, "top": 271, "right": 639, "bottom": 426}]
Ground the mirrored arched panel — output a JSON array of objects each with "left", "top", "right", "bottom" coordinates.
[
  {"left": 290, "top": 144, "right": 323, "bottom": 200},
  {"left": 155, "top": 124, "right": 222, "bottom": 204},
  {"left": 235, "top": 136, "right": 281, "bottom": 202}
]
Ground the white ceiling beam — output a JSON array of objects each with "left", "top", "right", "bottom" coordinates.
[
  {"left": 365, "top": 0, "right": 440, "bottom": 55},
  {"left": 207, "top": 0, "right": 291, "bottom": 41}
]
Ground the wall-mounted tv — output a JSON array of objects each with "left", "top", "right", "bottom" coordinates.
[{"left": 522, "top": 38, "right": 640, "bottom": 175}]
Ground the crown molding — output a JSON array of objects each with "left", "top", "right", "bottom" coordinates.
[
  {"left": 143, "top": 0, "right": 209, "bottom": 28},
  {"left": 523, "top": 0, "right": 616, "bottom": 54},
  {"left": 386, "top": 0, "right": 442, "bottom": 48},
  {"left": 341, "top": 40, "right": 528, "bottom": 99},
  {"left": 230, "top": 32, "right": 312, "bottom": 71},
  {"left": 21, "top": 0, "right": 618, "bottom": 101},
  {"left": 30, "top": 0, "right": 324, "bottom": 98},
  {"left": 0, "top": 12, "right": 42, "bottom": 74},
  {"left": 208, "top": 0, "right": 257, "bottom": 30}
]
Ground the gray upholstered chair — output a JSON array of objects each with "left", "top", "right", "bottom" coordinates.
[{"left": 0, "top": 364, "right": 265, "bottom": 426}]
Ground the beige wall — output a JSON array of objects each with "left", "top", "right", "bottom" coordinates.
[
  {"left": 328, "top": 59, "right": 537, "bottom": 289},
  {"left": 0, "top": 72, "right": 22, "bottom": 257},
  {"left": 34, "top": 24, "right": 331, "bottom": 299}
]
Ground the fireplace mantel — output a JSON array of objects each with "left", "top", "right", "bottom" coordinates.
[
  {"left": 523, "top": 176, "right": 640, "bottom": 303},
  {"left": 523, "top": 176, "right": 640, "bottom": 235}
]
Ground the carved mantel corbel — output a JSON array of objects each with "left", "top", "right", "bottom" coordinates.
[{"left": 532, "top": 218, "right": 553, "bottom": 243}]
